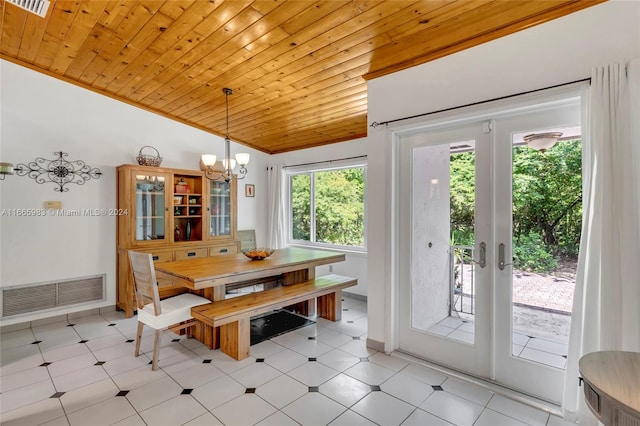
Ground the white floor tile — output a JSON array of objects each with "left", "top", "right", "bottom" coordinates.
[
  {"left": 0, "top": 379, "right": 56, "bottom": 413},
  {"left": 316, "top": 329, "right": 353, "bottom": 347},
  {"left": 139, "top": 395, "right": 207, "bottom": 426},
  {"left": 270, "top": 330, "right": 309, "bottom": 348},
  {"left": 0, "top": 397, "right": 65, "bottom": 426},
  {"left": 400, "top": 363, "right": 448, "bottom": 385},
  {"left": 289, "top": 339, "right": 334, "bottom": 357},
  {"left": 182, "top": 412, "right": 224, "bottom": 426},
  {"left": 369, "top": 353, "right": 409, "bottom": 371},
  {"left": 288, "top": 361, "right": 340, "bottom": 386},
  {"left": 47, "top": 352, "right": 98, "bottom": 378},
  {"left": 229, "top": 361, "right": 282, "bottom": 388},
  {"left": 547, "top": 414, "right": 577, "bottom": 425},
  {"left": 111, "top": 414, "right": 147, "bottom": 426},
  {"left": 256, "top": 374, "right": 308, "bottom": 408},
  {"left": 125, "top": 376, "right": 183, "bottom": 412},
  {"left": 110, "top": 365, "right": 168, "bottom": 390},
  {"left": 255, "top": 411, "right": 300, "bottom": 426},
  {"left": 59, "top": 378, "right": 119, "bottom": 414},
  {"left": 40, "top": 415, "right": 71, "bottom": 426},
  {"left": 338, "top": 339, "right": 377, "bottom": 357},
  {"left": 51, "top": 364, "right": 110, "bottom": 392},
  {"left": 351, "top": 391, "right": 414, "bottom": 426},
  {"left": 210, "top": 352, "right": 256, "bottom": 374},
  {"left": 0, "top": 344, "right": 44, "bottom": 375},
  {"left": 162, "top": 358, "right": 225, "bottom": 388},
  {"left": 282, "top": 392, "right": 346, "bottom": 426},
  {"left": 317, "top": 348, "right": 361, "bottom": 372},
  {"left": 250, "top": 339, "right": 287, "bottom": 358},
  {"left": 67, "top": 396, "right": 136, "bottom": 425},
  {"left": 487, "top": 394, "right": 550, "bottom": 426},
  {"left": 0, "top": 366, "right": 50, "bottom": 393},
  {"left": 41, "top": 343, "right": 91, "bottom": 363},
  {"left": 91, "top": 342, "right": 135, "bottom": 362},
  {"left": 320, "top": 373, "right": 371, "bottom": 407},
  {"left": 329, "top": 409, "right": 378, "bottom": 425},
  {"left": 265, "top": 348, "right": 309, "bottom": 372},
  {"left": 474, "top": 408, "right": 530, "bottom": 426},
  {"left": 101, "top": 352, "right": 151, "bottom": 377},
  {"left": 212, "top": 394, "right": 277, "bottom": 426},
  {"left": 380, "top": 373, "right": 434, "bottom": 406},
  {"left": 440, "top": 377, "right": 493, "bottom": 406},
  {"left": 191, "top": 375, "right": 246, "bottom": 410},
  {"left": 0, "top": 328, "right": 36, "bottom": 350},
  {"left": 344, "top": 362, "right": 395, "bottom": 385},
  {"left": 401, "top": 408, "right": 455, "bottom": 425},
  {"left": 420, "top": 391, "right": 484, "bottom": 426}
]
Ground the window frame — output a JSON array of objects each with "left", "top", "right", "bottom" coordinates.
[{"left": 285, "top": 158, "right": 367, "bottom": 253}]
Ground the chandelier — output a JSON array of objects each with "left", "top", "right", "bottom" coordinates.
[{"left": 201, "top": 88, "right": 250, "bottom": 182}]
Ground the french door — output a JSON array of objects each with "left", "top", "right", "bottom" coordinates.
[{"left": 396, "top": 99, "right": 581, "bottom": 403}]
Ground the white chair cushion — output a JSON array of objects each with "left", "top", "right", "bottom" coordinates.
[{"left": 138, "top": 293, "right": 210, "bottom": 330}]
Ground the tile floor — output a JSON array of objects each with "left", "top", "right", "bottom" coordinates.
[
  {"left": 1, "top": 297, "right": 574, "bottom": 425},
  {"left": 428, "top": 316, "right": 569, "bottom": 370}
]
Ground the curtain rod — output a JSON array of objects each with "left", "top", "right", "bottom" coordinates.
[
  {"left": 268, "top": 155, "right": 367, "bottom": 170},
  {"left": 370, "top": 77, "right": 591, "bottom": 128}
]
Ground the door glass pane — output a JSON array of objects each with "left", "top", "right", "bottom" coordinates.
[
  {"left": 511, "top": 130, "right": 581, "bottom": 369},
  {"left": 209, "top": 180, "right": 231, "bottom": 237},
  {"left": 412, "top": 141, "right": 475, "bottom": 344},
  {"left": 135, "top": 175, "right": 166, "bottom": 241}
]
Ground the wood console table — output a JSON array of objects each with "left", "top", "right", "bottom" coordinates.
[{"left": 579, "top": 351, "right": 640, "bottom": 426}]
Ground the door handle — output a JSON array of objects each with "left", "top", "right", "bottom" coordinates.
[
  {"left": 498, "top": 243, "right": 512, "bottom": 270},
  {"left": 470, "top": 242, "right": 486, "bottom": 268}
]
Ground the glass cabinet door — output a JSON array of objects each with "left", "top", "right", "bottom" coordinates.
[
  {"left": 209, "top": 180, "right": 231, "bottom": 237},
  {"left": 134, "top": 174, "right": 167, "bottom": 241}
]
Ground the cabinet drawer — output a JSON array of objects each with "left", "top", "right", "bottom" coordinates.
[
  {"left": 174, "top": 248, "right": 208, "bottom": 260},
  {"left": 149, "top": 251, "right": 173, "bottom": 263},
  {"left": 209, "top": 245, "right": 237, "bottom": 257}
]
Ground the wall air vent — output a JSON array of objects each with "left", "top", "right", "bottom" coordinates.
[
  {"left": 2, "top": 274, "right": 105, "bottom": 318},
  {"left": 6, "top": 0, "right": 50, "bottom": 18}
]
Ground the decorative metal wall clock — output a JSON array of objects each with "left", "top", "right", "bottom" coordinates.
[{"left": 15, "top": 151, "right": 102, "bottom": 192}]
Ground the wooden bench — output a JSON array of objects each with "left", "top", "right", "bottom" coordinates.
[{"left": 191, "top": 274, "right": 357, "bottom": 360}]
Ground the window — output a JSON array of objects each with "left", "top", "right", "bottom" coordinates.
[{"left": 286, "top": 159, "right": 366, "bottom": 250}]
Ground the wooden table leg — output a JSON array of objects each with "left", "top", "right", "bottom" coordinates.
[{"left": 220, "top": 319, "right": 250, "bottom": 360}]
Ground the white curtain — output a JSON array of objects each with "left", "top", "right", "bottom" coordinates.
[
  {"left": 266, "top": 165, "right": 286, "bottom": 249},
  {"left": 562, "top": 59, "right": 640, "bottom": 424}
]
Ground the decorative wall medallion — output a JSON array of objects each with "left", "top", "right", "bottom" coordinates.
[{"left": 15, "top": 151, "right": 102, "bottom": 192}]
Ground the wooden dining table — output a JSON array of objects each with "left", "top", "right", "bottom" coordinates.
[
  {"left": 154, "top": 246, "right": 346, "bottom": 302},
  {"left": 154, "top": 247, "right": 346, "bottom": 348}
]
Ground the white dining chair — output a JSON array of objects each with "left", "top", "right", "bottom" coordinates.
[{"left": 128, "top": 250, "right": 210, "bottom": 370}]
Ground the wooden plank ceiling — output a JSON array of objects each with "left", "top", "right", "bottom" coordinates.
[{"left": 1, "top": 0, "right": 603, "bottom": 154}]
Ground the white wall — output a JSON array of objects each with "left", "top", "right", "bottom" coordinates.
[
  {"left": 365, "top": 0, "right": 640, "bottom": 349},
  {"left": 0, "top": 60, "right": 269, "bottom": 324},
  {"left": 272, "top": 138, "right": 369, "bottom": 297}
]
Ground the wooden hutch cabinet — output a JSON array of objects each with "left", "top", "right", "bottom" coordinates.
[{"left": 116, "top": 164, "right": 239, "bottom": 317}]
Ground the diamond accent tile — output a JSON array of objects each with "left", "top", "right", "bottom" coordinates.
[
  {"left": 116, "top": 390, "right": 129, "bottom": 396},
  {"left": 360, "top": 357, "right": 369, "bottom": 362},
  {"left": 370, "top": 385, "right": 381, "bottom": 391},
  {"left": 432, "top": 385, "right": 444, "bottom": 391},
  {"left": 67, "top": 324, "right": 75, "bottom": 327},
  {"left": 308, "top": 336, "right": 316, "bottom": 340},
  {"left": 40, "top": 362, "right": 52, "bottom": 367},
  {"left": 172, "top": 338, "right": 180, "bottom": 342},
  {"left": 181, "top": 389, "right": 193, "bottom": 395},
  {"left": 308, "top": 358, "right": 317, "bottom": 362},
  {"left": 94, "top": 361, "right": 106, "bottom": 366},
  {"left": 347, "top": 321, "right": 354, "bottom": 324},
  {"left": 32, "top": 340, "right": 42, "bottom": 344},
  {"left": 352, "top": 336, "right": 361, "bottom": 340},
  {"left": 126, "top": 339, "right": 134, "bottom": 343},
  {"left": 245, "top": 388, "right": 256, "bottom": 394},
  {"left": 256, "top": 358, "right": 265, "bottom": 363},
  {"left": 108, "top": 323, "right": 116, "bottom": 327},
  {"left": 308, "top": 386, "right": 319, "bottom": 392},
  {"left": 203, "top": 359, "right": 212, "bottom": 364},
  {"left": 79, "top": 340, "right": 89, "bottom": 344},
  {"left": 50, "top": 392, "right": 65, "bottom": 398}
]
